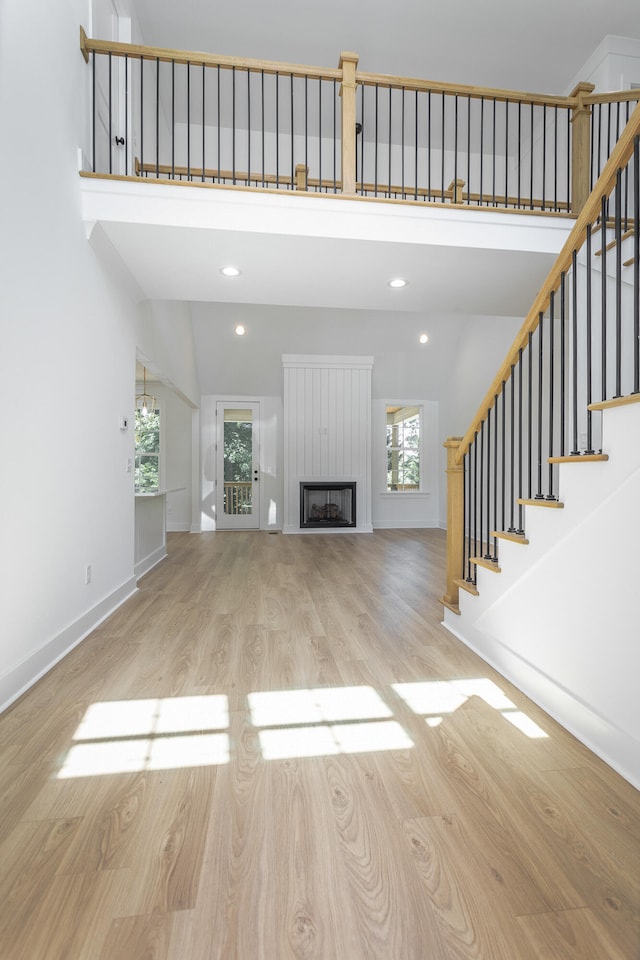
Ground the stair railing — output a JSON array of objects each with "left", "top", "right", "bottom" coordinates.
[
  {"left": 80, "top": 27, "right": 639, "bottom": 214},
  {"left": 442, "top": 102, "right": 640, "bottom": 614}
]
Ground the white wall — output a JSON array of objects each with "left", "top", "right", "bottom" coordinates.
[
  {"left": 445, "top": 402, "right": 640, "bottom": 789},
  {"left": 0, "top": 0, "right": 141, "bottom": 708}
]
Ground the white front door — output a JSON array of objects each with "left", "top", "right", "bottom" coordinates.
[{"left": 215, "top": 402, "right": 260, "bottom": 529}]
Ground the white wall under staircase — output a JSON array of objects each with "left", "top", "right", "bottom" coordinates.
[{"left": 444, "top": 400, "right": 640, "bottom": 789}]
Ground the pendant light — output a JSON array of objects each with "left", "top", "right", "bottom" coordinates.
[{"left": 136, "top": 367, "right": 156, "bottom": 418}]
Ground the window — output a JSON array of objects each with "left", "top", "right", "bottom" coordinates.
[
  {"left": 386, "top": 405, "right": 422, "bottom": 491},
  {"left": 134, "top": 407, "right": 160, "bottom": 492}
]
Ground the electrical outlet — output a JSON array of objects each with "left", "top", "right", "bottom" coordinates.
[{"left": 85, "top": 564, "right": 92, "bottom": 585}]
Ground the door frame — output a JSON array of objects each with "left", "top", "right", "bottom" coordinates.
[{"left": 215, "top": 401, "right": 261, "bottom": 530}]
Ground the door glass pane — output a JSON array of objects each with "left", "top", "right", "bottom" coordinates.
[{"left": 223, "top": 408, "right": 253, "bottom": 516}]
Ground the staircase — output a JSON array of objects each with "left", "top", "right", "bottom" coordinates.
[
  {"left": 444, "top": 398, "right": 640, "bottom": 789},
  {"left": 441, "top": 105, "right": 640, "bottom": 790}
]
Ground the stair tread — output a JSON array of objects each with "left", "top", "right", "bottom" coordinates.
[
  {"left": 589, "top": 394, "right": 640, "bottom": 411},
  {"left": 492, "top": 530, "right": 529, "bottom": 544},
  {"left": 595, "top": 227, "right": 634, "bottom": 255},
  {"left": 469, "top": 556, "right": 501, "bottom": 573},
  {"left": 548, "top": 453, "right": 609, "bottom": 463},
  {"left": 517, "top": 498, "right": 564, "bottom": 508},
  {"left": 454, "top": 578, "right": 479, "bottom": 597}
]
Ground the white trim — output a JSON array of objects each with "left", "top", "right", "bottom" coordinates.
[
  {"left": 282, "top": 355, "right": 374, "bottom": 370},
  {"left": 442, "top": 615, "right": 640, "bottom": 792},
  {"left": 135, "top": 544, "right": 167, "bottom": 581},
  {"left": 0, "top": 577, "right": 137, "bottom": 716},
  {"left": 167, "top": 521, "right": 191, "bottom": 532},
  {"left": 284, "top": 523, "right": 374, "bottom": 535},
  {"left": 373, "top": 520, "right": 439, "bottom": 529}
]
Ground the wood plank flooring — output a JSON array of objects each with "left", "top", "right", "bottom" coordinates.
[{"left": 0, "top": 529, "right": 638, "bottom": 959}]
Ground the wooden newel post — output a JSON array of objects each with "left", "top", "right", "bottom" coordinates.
[
  {"left": 295, "top": 164, "right": 308, "bottom": 191},
  {"left": 440, "top": 437, "right": 465, "bottom": 614},
  {"left": 339, "top": 51, "right": 359, "bottom": 195},
  {"left": 570, "top": 82, "right": 595, "bottom": 215}
]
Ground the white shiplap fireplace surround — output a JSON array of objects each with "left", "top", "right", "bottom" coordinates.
[{"left": 283, "top": 355, "right": 374, "bottom": 534}]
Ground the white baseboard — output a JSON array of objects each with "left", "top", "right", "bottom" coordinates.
[
  {"left": 442, "top": 615, "right": 640, "bottom": 791},
  {"left": 134, "top": 545, "right": 167, "bottom": 581},
  {"left": 0, "top": 576, "right": 137, "bottom": 716},
  {"left": 372, "top": 520, "right": 440, "bottom": 529},
  {"left": 167, "top": 521, "right": 191, "bottom": 532},
  {"left": 283, "top": 524, "right": 374, "bottom": 535}
]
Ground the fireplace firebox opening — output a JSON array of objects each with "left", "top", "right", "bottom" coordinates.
[{"left": 300, "top": 482, "right": 356, "bottom": 528}]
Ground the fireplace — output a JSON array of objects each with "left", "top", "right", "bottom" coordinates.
[{"left": 300, "top": 482, "right": 356, "bottom": 529}]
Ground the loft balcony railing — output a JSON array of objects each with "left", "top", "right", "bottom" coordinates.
[
  {"left": 441, "top": 103, "right": 640, "bottom": 614},
  {"left": 80, "top": 28, "right": 640, "bottom": 215}
]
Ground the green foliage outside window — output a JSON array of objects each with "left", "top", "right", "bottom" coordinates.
[
  {"left": 386, "top": 406, "right": 421, "bottom": 491},
  {"left": 135, "top": 409, "right": 160, "bottom": 491},
  {"left": 223, "top": 420, "right": 252, "bottom": 482}
]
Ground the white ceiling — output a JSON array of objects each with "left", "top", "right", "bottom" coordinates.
[
  {"left": 105, "top": 2, "right": 639, "bottom": 320},
  {"left": 129, "top": 0, "right": 640, "bottom": 96}
]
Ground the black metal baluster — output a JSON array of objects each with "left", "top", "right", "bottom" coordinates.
[
  {"left": 140, "top": 55, "right": 144, "bottom": 177},
  {"left": 479, "top": 96, "right": 484, "bottom": 205},
  {"left": 304, "top": 76, "right": 308, "bottom": 190},
  {"left": 615, "top": 168, "right": 623, "bottom": 397},
  {"left": 530, "top": 103, "right": 534, "bottom": 209},
  {"left": 333, "top": 79, "right": 337, "bottom": 193},
  {"left": 571, "top": 250, "right": 579, "bottom": 452},
  {"left": 466, "top": 96, "right": 471, "bottom": 204},
  {"left": 427, "top": 91, "right": 432, "bottom": 202},
  {"left": 415, "top": 89, "right": 419, "bottom": 200},
  {"left": 634, "top": 135, "right": 640, "bottom": 395},
  {"left": 508, "top": 365, "right": 516, "bottom": 530},
  {"left": 186, "top": 62, "right": 191, "bottom": 179},
  {"left": 528, "top": 331, "right": 533, "bottom": 497},
  {"left": 290, "top": 73, "right": 294, "bottom": 191},
  {"left": 388, "top": 85, "right": 392, "bottom": 198},
  {"left": 217, "top": 67, "right": 221, "bottom": 181},
  {"left": 517, "top": 348, "right": 524, "bottom": 532},
  {"left": 472, "top": 431, "right": 478, "bottom": 579},
  {"left": 92, "top": 52, "right": 96, "bottom": 172},
  {"left": 554, "top": 105, "right": 558, "bottom": 210},
  {"left": 318, "top": 78, "right": 322, "bottom": 191},
  {"left": 479, "top": 423, "right": 484, "bottom": 559},
  {"left": 597, "top": 103, "right": 602, "bottom": 182},
  {"left": 124, "top": 55, "right": 129, "bottom": 176},
  {"left": 484, "top": 409, "right": 492, "bottom": 558},
  {"left": 463, "top": 450, "right": 468, "bottom": 579},
  {"left": 454, "top": 94, "right": 458, "bottom": 203},
  {"left": 401, "top": 87, "right": 405, "bottom": 197},
  {"left": 466, "top": 443, "right": 474, "bottom": 581},
  {"left": 260, "top": 70, "right": 264, "bottom": 187},
  {"left": 492, "top": 97, "right": 496, "bottom": 206},
  {"left": 171, "top": 59, "right": 175, "bottom": 180},
  {"left": 517, "top": 100, "right": 521, "bottom": 208},
  {"left": 374, "top": 84, "right": 379, "bottom": 196},
  {"left": 586, "top": 225, "right": 594, "bottom": 451},
  {"left": 560, "top": 272, "right": 566, "bottom": 455},
  {"left": 504, "top": 97, "right": 509, "bottom": 207},
  {"left": 108, "top": 53, "right": 113, "bottom": 174},
  {"left": 547, "top": 294, "right": 557, "bottom": 498},
  {"left": 590, "top": 101, "right": 595, "bottom": 192},
  {"left": 542, "top": 104, "right": 547, "bottom": 210},
  {"left": 441, "top": 92, "right": 445, "bottom": 203},
  {"left": 566, "top": 109, "right": 571, "bottom": 211},
  {"left": 248, "top": 70, "right": 251, "bottom": 187},
  {"left": 536, "top": 315, "right": 545, "bottom": 497},
  {"left": 360, "top": 83, "right": 365, "bottom": 193},
  {"left": 601, "top": 195, "right": 608, "bottom": 400},
  {"left": 501, "top": 382, "right": 506, "bottom": 531},
  {"left": 155, "top": 57, "right": 159, "bottom": 178},
  {"left": 493, "top": 393, "right": 499, "bottom": 554}
]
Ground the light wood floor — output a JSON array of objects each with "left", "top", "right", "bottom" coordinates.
[{"left": 1, "top": 530, "right": 638, "bottom": 960}]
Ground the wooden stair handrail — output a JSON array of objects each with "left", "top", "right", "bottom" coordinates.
[
  {"left": 80, "top": 27, "right": 341, "bottom": 81},
  {"left": 453, "top": 99, "right": 640, "bottom": 466},
  {"left": 80, "top": 27, "right": 638, "bottom": 116}
]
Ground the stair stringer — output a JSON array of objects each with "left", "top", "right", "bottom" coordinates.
[{"left": 443, "top": 401, "right": 640, "bottom": 789}]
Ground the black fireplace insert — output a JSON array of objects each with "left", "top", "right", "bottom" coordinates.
[{"left": 300, "top": 482, "right": 356, "bottom": 528}]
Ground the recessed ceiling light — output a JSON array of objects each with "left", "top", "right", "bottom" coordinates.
[
  {"left": 221, "top": 265, "right": 241, "bottom": 277},
  {"left": 235, "top": 324, "right": 246, "bottom": 336},
  {"left": 419, "top": 333, "right": 429, "bottom": 344},
  {"left": 388, "top": 277, "right": 407, "bottom": 288}
]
